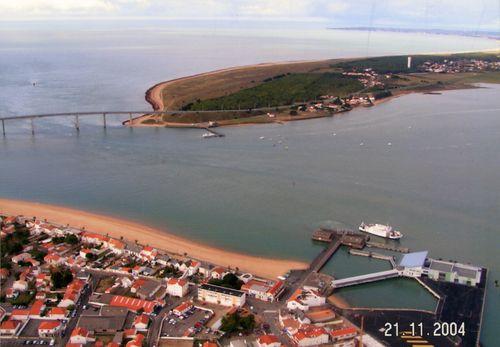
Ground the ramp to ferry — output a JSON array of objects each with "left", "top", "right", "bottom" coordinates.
[{"left": 332, "top": 269, "right": 401, "bottom": 288}]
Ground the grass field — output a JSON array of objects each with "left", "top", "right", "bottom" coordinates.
[{"left": 184, "top": 73, "right": 363, "bottom": 111}]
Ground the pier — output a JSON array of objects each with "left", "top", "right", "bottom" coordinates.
[
  {"left": 309, "top": 237, "right": 342, "bottom": 273},
  {"left": 348, "top": 249, "right": 397, "bottom": 268},
  {"left": 331, "top": 269, "right": 401, "bottom": 288},
  {"left": 366, "top": 241, "right": 409, "bottom": 253}
]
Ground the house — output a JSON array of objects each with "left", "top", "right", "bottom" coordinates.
[
  {"left": 59, "top": 279, "right": 86, "bottom": 308},
  {"left": 187, "top": 260, "right": 200, "bottom": 276},
  {"left": 167, "top": 278, "right": 188, "bottom": 297},
  {"left": 330, "top": 327, "right": 358, "bottom": 343},
  {"left": 210, "top": 266, "right": 227, "bottom": 280},
  {"left": 292, "top": 326, "right": 329, "bottom": 346},
  {"left": 139, "top": 246, "right": 158, "bottom": 261},
  {"left": 0, "top": 319, "right": 22, "bottom": 336},
  {"left": 6, "top": 288, "right": 19, "bottom": 300},
  {"left": 48, "top": 307, "right": 68, "bottom": 320},
  {"left": 70, "top": 327, "right": 95, "bottom": 345},
  {"left": 197, "top": 283, "right": 246, "bottom": 307},
  {"left": 126, "top": 333, "right": 144, "bottom": 347},
  {"left": 10, "top": 309, "right": 30, "bottom": 321},
  {"left": 12, "top": 279, "right": 28, "bottom": 292},
  {"left": 38, "top": 321, "right": 62, "bottom": 337},
  {"left": 81, "top": 231, "right": 109, "bottom": 247},
  {"left": 173, "top": 301, "right": 193, "bottom": 316},
  {"left": 133, "top": 314, "right": 149, "bottom": 331},
  {"left": 287, "top": 288, "right": 326, "bottom": 311},
  {"left": 0, "top": 268, "right": 9, "bottom": 280},
  {"left": 11, "top": 252, "right": 32, "bottom": 264},
  {"left": 202, "top": 342, "right": 219, "bottom": 347},
  {"left": 29, "top": 300, "right": 46, "bottom": 318},
  {"left": 134, "top": 279, "right": 161, "bottom": 300},
  {"left": 44, "top": 253, "right": 65, "bottom": 265},
  {"left": 108, "top": 239, "right": 125, "bottom": 254},
  {"left": 241, "top": 279, "right": 284, "bottom": 302},
  {"left": 257, "top": 334, "right": 281, "bottom": 347}
]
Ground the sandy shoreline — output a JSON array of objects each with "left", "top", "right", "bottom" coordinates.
[{"left": 0, "top": 198, "right": 308, "bottom": 279}]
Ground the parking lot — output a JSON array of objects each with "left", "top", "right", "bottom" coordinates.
[{"left": 161, "top": 306, "right": 213, "bottom": 338}]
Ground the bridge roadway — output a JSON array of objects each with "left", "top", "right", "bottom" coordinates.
[
  {"left": 331, "top": 269, "right": 401, "bottom": 288},
  {"left": 0, "top": 102, "right": 304, "bottom": 135}
]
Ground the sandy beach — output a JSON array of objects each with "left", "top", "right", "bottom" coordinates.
[{"left": 0, "top": 198, "right": 308, "bottom": 279}]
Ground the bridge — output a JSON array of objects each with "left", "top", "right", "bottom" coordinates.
[
  {"left": 331, "top": 269, "right": 401, "bottom": 289},
  {"left": 0, "top": 103, "right": 299, "bottom": 136}
]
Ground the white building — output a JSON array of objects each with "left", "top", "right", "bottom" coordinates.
[
  {"left": 167, "top": 278, "right": 188, "bottom": 297},
  {"left": 197, "top": 283, "right": 246, "bottom": 307},
  {"left": 287, "top": 288, "right": 326, "bottom": 311},
  {"left": 38, "top": 321, "right": 62, "bottom": 337},
  {"left": 398, "top": 251, "right": 428, "bottom": 277},
  {"left": 292, "top": 326, "right": 329, "bottom": 346},
  {"left": 0, "top": 320, "right": 22, "bottom": 336}
]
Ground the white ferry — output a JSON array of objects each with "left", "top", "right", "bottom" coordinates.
[{"left": 359, "top": 222, "right": 403, "bottom": 239}]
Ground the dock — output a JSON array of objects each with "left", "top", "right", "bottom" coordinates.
[
  {"left": 348, "top": 249, "right": 396, "bottom": 268},
  {"left": 331, "top": 269, "right": 401, "bottom": 288},
  {"left": 366, "top": 241, "right": 409, "bottom": 253},
  {"left": 309, "top": 237, "right": 342, "bottom": 273}
]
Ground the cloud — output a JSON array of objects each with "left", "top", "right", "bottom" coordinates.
[{"left": 0, "top": 0, "right": 498, "bottom": 31}]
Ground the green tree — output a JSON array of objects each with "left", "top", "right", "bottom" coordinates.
[{"left": 51, "top": 267, "right": 73, "bottom": 289}]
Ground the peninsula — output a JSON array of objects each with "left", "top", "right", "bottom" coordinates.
[{"left": 129, "top": 51, "right": 500, "bottom": 128}]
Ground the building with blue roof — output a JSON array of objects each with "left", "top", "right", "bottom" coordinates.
[{"left": 398, "top": 251, "right": 428, "bottom": 277}]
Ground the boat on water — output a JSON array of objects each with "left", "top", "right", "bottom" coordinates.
[
  {"left": 359, "top": 222, "right": 402, "bottom": 239},
  {"left": 202, "top": 132, "right": 218, "bottom": 138}
]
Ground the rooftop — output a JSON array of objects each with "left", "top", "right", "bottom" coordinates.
[
  {"left": 199, "top": 283, "right": 245, "bottom": 297},
  {"left": 399, "top": 251, "right": 428, "bottom": 268}
]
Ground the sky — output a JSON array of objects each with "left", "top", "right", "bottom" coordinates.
[{"left": 0, "top": 0, "right": 499, "bottom": 32}]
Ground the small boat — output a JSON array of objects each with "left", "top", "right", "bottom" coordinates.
[
  {"left": 359, "top": 222, "right": 403, "bottom": 239},
  {"left": 202, "top": 132, "right": 217, "bottom": 138}
]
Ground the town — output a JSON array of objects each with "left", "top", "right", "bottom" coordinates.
[{"left": 0, "top": 214, "right": 488, "bottom": 347}]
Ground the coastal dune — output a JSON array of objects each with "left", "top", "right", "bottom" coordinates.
[{"left": 0, "top": 198, "right": 308, "bottom": 279}]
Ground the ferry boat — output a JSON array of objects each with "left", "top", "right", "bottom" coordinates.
[{"left": 359, "top": 222, "right": 403, "bottom": 239}]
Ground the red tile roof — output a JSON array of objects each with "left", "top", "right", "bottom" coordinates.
[
  {"left": 71, "top": 327, "right": 90, "bottom": 338},
  {"left": 330, "top": 326, "right": 357, "bottom": 337},
  {"left": 39, "top": 321, "right": 61, "bottom": 330},
  {"left": 133, "top": 314, "right": 149, "bottom": 326},
  {"left": 29, "top": 300, "right": 45, "bottom": 315},
  {"left": 0, "top": 319, "right": 21, "bottom": 330},
  {"left": 109, "top": 295, "right": 156, "bottom": 314},
  {"left": 167, "top": 278, "right": 187, "bottom": 286},
  {"left": 258, "top": 334, "right": 280, "bottom": 344}
]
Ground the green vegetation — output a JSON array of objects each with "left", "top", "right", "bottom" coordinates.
[
  {"left": 10, "top": 291, "right": 35, "bottom": 306},
  {"left": 52, "top": 234, "right": 79, "bottom": 245},
  {"left": 333, "top": 53, "right": 500, "bottom": 74},
  {"left": 184, "top": 73, "right": 363, "bottom": 111},
  {"left": 0, "top": 228, "right": 30, "bottom": 256},
  {"left": 157, "top": 265, "right": 181, "bottom": 278},
  {"left": 51, "top": 267, "right": 73, "bottom": 289},
  {"left": 220, "top": 311, "right": 255, "bottom": 334},
  {"left": 209, "top": 273, "right": 243, "bottom": 290},
  {"left": 29, "top": 248, "right": 48, "bottom": 262}
]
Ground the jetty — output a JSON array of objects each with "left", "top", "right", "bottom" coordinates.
[
  {"left": 331, "top": 269, "right": 400, "bottom": 288},
  {"left": 348, "top": 249, "right": 397, "bottom": 268},
  {"left": 366, "top": 241, "right": 409, "bottom": 253}
]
